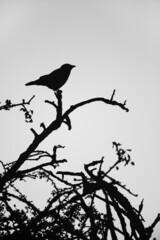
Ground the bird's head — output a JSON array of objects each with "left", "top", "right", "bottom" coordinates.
[{"left": 61, "top": 63, "right": 76, "bottom": 70}]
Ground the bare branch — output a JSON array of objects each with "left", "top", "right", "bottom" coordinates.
[
  {"left": 62, "top": 96, "right": 129, "bottom": 122},
  {"left": 45, "top": 99, "right": 58, "bottom": 109},
  {"left": 30, "top": 128, "right": 38, "bottom": 137},
  {"left": 0, "top": 95, "right": 35, "bottom": 111}
]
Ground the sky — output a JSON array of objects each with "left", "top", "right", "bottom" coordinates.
[{"left": 0, "top": 0, "right": 160, "bottom": 238}]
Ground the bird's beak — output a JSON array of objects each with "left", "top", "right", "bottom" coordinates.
[{"left": 72, "top": 65, "right": 76, "bottom": 68}]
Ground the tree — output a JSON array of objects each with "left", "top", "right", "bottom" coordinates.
[{"left": 0, "top": 87, "right": 159, "bottom": 240}]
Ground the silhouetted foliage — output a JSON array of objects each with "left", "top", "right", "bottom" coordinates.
[{"left": 0, "top": 81, "right": 159, "bottom": 240}]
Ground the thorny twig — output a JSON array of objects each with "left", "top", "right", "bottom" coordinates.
[
  {"left": 0, "top": 96, "right": 35, "bottom": 123},
  {"left": 0, "top": 96, "right": 35, "bottom": 111}
]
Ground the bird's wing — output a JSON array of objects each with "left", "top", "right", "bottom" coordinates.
[{"left": 36, "top": 74, "right": 49, "bottom": 85}]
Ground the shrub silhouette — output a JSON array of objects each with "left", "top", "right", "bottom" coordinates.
[{"left": 0, "top": 84, "right": 159, "bottom": 239}]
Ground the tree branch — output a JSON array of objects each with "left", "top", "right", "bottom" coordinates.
[
  {"left": 62, "top": 96, "right": 129, "bottom": 121},
  {"left": 0, "top": 96, "right": 35, "bottom": 111}
]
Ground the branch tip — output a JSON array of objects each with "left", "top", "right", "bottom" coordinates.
[
  {"left": 110, "top": 89, "right": 116, "bottom": 101},
  {"left": 40, "top": 122, "right": 46, "bottom": 130},
  {"left": 30, "top": 128, "right": 38, "bottom": 137}
]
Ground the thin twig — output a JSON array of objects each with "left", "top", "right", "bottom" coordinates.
[{"left": 0, "top": 95, "right": 35, "bottom": 111}]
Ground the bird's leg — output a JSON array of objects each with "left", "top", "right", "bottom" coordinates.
[{"left": 54, "top": 90, "right": 62, "bottom": 98}]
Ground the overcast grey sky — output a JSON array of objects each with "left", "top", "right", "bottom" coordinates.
[{"left": 1, "top": 0, "right": 160, "bottom": 238}]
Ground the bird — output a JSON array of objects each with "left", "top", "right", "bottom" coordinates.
[{"left": 25, "top": 63, "right": 75, "bottom": 91}]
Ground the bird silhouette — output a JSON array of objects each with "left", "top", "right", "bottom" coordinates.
[{"left": 25, "top": 63, "right": 75, "bottom": 91}]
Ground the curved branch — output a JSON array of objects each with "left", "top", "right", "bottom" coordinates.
[
  {"left": 62, "top": 97, "right": 129, "bottom": 120},
  {"left": 84, "top": 163, "right": 147, "bottom": 240}
]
